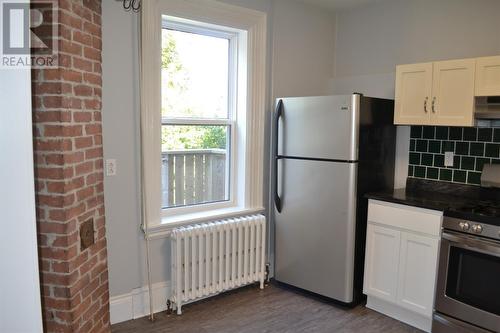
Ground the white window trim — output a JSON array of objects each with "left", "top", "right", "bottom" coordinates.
[{"left": 140, "top": 0, "right": 267, "bottom": 237}]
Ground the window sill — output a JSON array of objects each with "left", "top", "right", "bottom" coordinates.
[{"left": 144, "top": 206, "right": 265, "bottom": 240}]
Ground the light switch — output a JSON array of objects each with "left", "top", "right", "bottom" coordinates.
[
  {"left": 444, "top": 152, "right": 454, "bottom": 167},
  {"left": 106, "top": 159, "right": 117, "bottom": 176}
]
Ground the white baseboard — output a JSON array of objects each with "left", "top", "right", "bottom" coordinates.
[
  {"left": 109, "top": 293, "right": 134, "bottom": 324},
  {"left": 110, "top": 280, "right": 264, "bottom": 324},
  {"left": 110, "top": 281, "right": 171, "bottom": 325},
  {"left": 366, "top": 296, "right": 432, "bottom": 333}
]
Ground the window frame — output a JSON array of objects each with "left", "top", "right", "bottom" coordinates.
[
  {"left": 160, "top": 20, "right": 238, "bottom": 216},
  {"left": 140, "top": 0, "right": 267, "bottom": 237}
]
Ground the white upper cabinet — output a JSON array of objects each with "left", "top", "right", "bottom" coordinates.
[
  {"left": 475, "top": 55, "right": 500, "bottom": 96},
  {"left": 395, "top": 57, "right": 481, "bottom": 127},
  {"left": 431, "top": 59, "right": 475, "bottom": 127},
  {"left": 394, "top": 63, "right": 433, "bottom": 125}
]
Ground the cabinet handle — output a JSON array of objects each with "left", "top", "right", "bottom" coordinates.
[
  {"left": 424, "top": 97, "right": 428, "bottom": 113},
  {"left": 432, "top": 97, "right": 436, "bottom": 113}
]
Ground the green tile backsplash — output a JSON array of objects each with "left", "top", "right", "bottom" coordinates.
[{"left": 408, "top": 126, "right": 500, "bottom": 186}]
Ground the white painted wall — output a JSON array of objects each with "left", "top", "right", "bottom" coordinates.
[
  {"left": 330, "top": 0, "right": 500, "bottom": 188},
  {"left": 102, "top": 0, "right": 336, "bottom": 300},
  {"left": 271, "top": 0, "right": 335, "bottom": 98},
  {"left": 0, "top": 69, "right": 43, "bottom": 331},
  {"left": 102, "top": 4, "right": 143, "bottom": 298}
]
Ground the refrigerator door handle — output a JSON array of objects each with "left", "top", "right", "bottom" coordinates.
[{"left": 274, "top": 99, "right": 283, "bottom": 213}]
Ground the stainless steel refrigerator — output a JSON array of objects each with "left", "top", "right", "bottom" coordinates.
[{"left": 273, "top": 94, "right": 396, "bottom": 305}]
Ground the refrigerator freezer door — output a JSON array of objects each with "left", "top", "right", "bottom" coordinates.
[
  {"left": 274, "top": 158, "right": 358, "bottom": 302},
  {"left": 277, "top": 95, "right": 360, "bottom": 161}
]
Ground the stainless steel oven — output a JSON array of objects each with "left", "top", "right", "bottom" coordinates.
[{"left": 433, "top": 217, "right": 500, "bottom": 333}]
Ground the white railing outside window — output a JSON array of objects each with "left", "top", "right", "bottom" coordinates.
[{"left": 161, "top": 149, "right": 226, "bottom": 208}]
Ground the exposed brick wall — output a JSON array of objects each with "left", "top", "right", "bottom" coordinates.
[{"left": 32, "top": 1, "right": 110, "bottom": 332}]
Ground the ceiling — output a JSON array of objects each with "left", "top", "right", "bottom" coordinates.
[{"left": 297, "top": 0, "right": 381, "bottom": 11}]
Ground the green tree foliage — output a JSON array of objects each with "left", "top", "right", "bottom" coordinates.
[
  {"left": 161, "top": 32, "right": 185, "bottom": 90},
  {"left": 200, "top": 126, "right": 227, "bottom": 149},
  {"left": 162, "top": 126, "right": 227, "bottom": 151},
  {"left": 161, "top": 31, "right": 228, "bottom": 152}
]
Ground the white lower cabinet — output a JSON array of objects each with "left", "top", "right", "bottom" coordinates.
[
  {"left": 364, "top": 224, "right": 400, "bottom": 302},
  {"left": 397, "top": 232, "right": 439, "bottom": 317},
  {"left": 364, "top": 200, "right": 442, "bottom": 333}
]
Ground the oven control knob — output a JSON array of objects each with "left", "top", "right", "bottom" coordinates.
[
  {"left": 459, "top": 222, "right": 470, "bottom": 231},
  {"left": 472, "top": 224, "right": 483, "bottom": 234}
]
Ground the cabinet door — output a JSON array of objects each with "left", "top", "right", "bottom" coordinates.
[
  {"left": 475, "top": 56, "right": 500, "bottom": 96},
  {"left": 431, "top": 59, "right": 475, "bottom": 126},
  {"left": 363, "top": 224, "right": 401, "bottom": 303},
  {"left": 396, "top": 232, "right": 439, "bottom": 317},
  {"left": 394, "top": 63, "right": 433, "bottom": 125}
]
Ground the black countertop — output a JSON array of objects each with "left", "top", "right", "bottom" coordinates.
[
  {"left": 366, "top": 179, "right": 500, "bottom": 224},
  {"left": 366, "top": 187, "right": 457, "bottom": 212}
]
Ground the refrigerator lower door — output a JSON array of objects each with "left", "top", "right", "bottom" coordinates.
[{"left": 275, "top": 158, "right": 358, "bottom": 303}]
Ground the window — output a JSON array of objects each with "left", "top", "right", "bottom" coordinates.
[
  {"left": 161, "top": 22, "right": 236, "bottom": 212},
  {"left": 140, "top": 0, "right": 267, "bottom": 233}
]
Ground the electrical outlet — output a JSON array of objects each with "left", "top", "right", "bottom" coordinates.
[
  {"left": 106, "top": 159, "right": 117, "bottom": 176},
  {"left": 444, "top": 152, "right": 454, "bottom": 167}
]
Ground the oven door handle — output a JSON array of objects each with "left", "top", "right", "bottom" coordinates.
[{"left": 443, "top": 231, "right": 500, "bottom": 256}]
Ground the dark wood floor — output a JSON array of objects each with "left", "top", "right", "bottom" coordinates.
[{"left": 111, "top": 283, "right": 422, "bottom": 333}]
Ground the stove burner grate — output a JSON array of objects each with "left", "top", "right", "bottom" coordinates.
[{"left": 450, "top": 202, "right": 500, "bottom": 218}]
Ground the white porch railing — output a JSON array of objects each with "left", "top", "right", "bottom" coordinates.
[{"left": 161, "top": 149, "right": 226, "bottom": 208}]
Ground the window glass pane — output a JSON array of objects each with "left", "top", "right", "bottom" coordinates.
[
  {"left": 161, "top": 28, "right": 229, "bottom": 119},
  {"left": 161, "top": 125, "right": 230, "bottom": 209}
]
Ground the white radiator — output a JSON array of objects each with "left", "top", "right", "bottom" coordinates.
[{"left": 170, "top": 214, "right": 266, "bottom": 314}]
